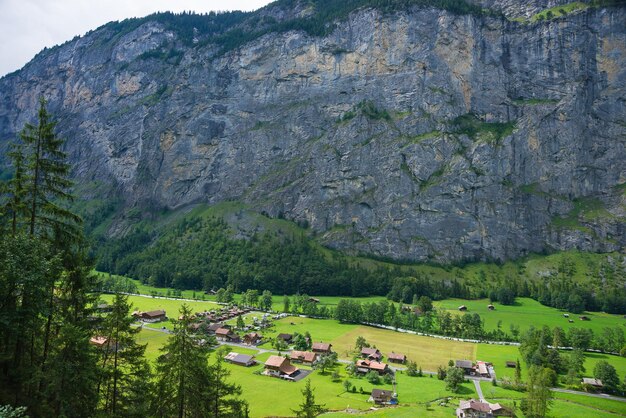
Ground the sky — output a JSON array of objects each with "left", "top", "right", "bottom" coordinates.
[{"left": 0, "top": 0, "right": 273, "bottom": 77}]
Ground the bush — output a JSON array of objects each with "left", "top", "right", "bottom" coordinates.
[{"left": 366, "top": 371, "right": 381, "bottom": 385}]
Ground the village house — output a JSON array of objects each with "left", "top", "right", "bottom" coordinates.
[
  {"left": 264, "top": 355, "right": 299, "bottom": 380},
  {"left": 582, "top": 377, "right": 604, "bottom": 390},
  {"left": 89, "top": 336, "right": 109, "bottom": 348},
  {"left": 355, "top": 359, "right": 389, "bottom": 375},
  {"left": 458, "top": 305, "right": 468, "bottom": 311},
  {"left": 207, "top": 323, "right": 226, "bottom": 335},
  {"left": 369, "top": 388, "right": 396, "bottom": 405},
  {"left": 311, "top": 342, "right": 332, "bottom": 354},
  {"left": 456, "top": 399, "right": 512, "bottom": 417},
  {"left": 140, "top": 310, "right": 167, "bottom": 323},
  {"left": 277, "top": 333, "right": 293, "bottom": 344},
  {"left": 361, "top": 347, "right": 382, "bottom": 361},
  {"left": 224, "top": 352, "right": 256, "bottom": 367},
  {"left": 243, "top": 332, "right": 263, "bottom": 346},
  {"left": 215, "top": 327, "right": 240, "bottom": 343},
  {"left": 455, "top": 360, "right": 492, "bottom": 377},
  {"left": 455, "top": 360, "right": 475, "bottom": 375},
  {"left": 290, "top": 350, "right": 317, "bottom": 364},
  {"left": 476, "top": 361, "right": 491, "bottom": 378},
  {"left": 387, "top": 352, "right": 406, "bottom": 364},
  {"left": 505, "top": 361, "right": 517, "bottom": 368},
  {"left": 308, "top": 297, "right": 320, "bottom": 303}
]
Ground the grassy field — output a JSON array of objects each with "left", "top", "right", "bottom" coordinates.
[
  {"left": 435, "top": 297, "right": 626, "bottom": 335},
  {"left": 122, "top": 292, "right": 626, "bottom": 418},
  {"left": 479, "top": 381, "right": 626, "bottom": 418}
]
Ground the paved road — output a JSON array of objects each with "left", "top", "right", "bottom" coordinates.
[
  {"left": 551, "top": 387, "right": 626, "bottom": 403},
  {"left": 472, "top": 379, "right": 485, "bottom": 401}
]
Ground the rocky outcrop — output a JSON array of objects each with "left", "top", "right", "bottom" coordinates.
[{"left": 0, "top": 1, "right": 624, "bottom": 263}]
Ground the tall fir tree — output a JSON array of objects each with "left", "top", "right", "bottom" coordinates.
[
  {"left": 97, "top": 294, "right": 152, "bottom": 417},
  {"left": 151, "top": 304, "right": 213, "bottom": 418},
  {"left": 19, "top": 97, "right": 81, "bottom": 240},
  {"left": 292, "top": 379, "right": 326, "bottom": 418}
]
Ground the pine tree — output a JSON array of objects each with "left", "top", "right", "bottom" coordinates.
[
  {"left": 19, "top": 97, "right": 81, "bottom": 240},
  {"left": 292, "top": 379, "right": 326, "bottom": 418},
  {"left": 1, "top": 144, "right": 28, "bottom": 234},
  {"left": 205, "top": 347, "right": 249, "bottom": 417},
  {"left": 97, "top": 294, "right": 152, "bottom": 417},
  {"left": 152, "top": 304, "right": 212, "bottom": 418}
]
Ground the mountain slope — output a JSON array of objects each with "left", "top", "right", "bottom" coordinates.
[{"left": 0, "top": 0, "right": 625, "bottom": 263}]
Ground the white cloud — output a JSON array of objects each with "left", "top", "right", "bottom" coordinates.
[{"left": 0, "top": 0, "right": 273, "bottom": 76}]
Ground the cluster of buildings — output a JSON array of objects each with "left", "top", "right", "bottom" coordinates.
[
  {"left": 456, "top": 399, "right": 512, "bottom": 417},
  {"left": 455, "top": 360, "right": 493, "bottom": 378}
]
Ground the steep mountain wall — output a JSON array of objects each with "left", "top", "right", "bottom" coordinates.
[{"left": 0, "top": 2, "right": 625, "bottom": 262}]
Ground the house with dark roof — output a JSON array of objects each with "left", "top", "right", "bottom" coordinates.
[
  {"left": 224, "top": 352, "right": 256, "bottom": 367},
  {"left": 215, "top": 327, "right": 240, "bottom": 343},
  {"left": 290, "top": 350, "right": 317, "bottom": 364},
  {"left": 243, "top": 332, "right": 262, "bottom": 345},
  {"left": 369, "top": 388, "right": 395, "bottom": 405},
  {"left": 355, "top": 359, "right": 389, "bottom": 375},
  {"left": 455, "top": 360, "right": 475, "bottom": 374},
  {"left": 388, "top": 352, "right": 406, "bottom": 364},
  {"left": 582, "top": 377, "right": 604, "bottom": 389},
  {"left": 456, "top": 399, "right": 512, "bottom": 417},
  {"left": 312, "top": 342, "right": 332, "bottom": 354},
  {"left": 207, "top": 323, "right": 225, "bottom": 335},
  {"left": 277, "top": 333, "right": 293, "bottom": 343},
  {"left": 264, "top": 355, "right": 299, "bottom": 379},
  {"left": 361, "top": 347, "right": 382, "bottom": 361},
  {"left": 141, "top": 310, "right": 167, "bottom": 322}
]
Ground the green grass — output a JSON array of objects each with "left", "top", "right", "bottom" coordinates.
[
  {"left": 434, "top": 297, "right": 626, "bottom": 336},
  {"left": 450, "top": 113, "right": 516, "bottom": 144},
  {"left": 529, "top": 2, "right": 589, "bottom": 22},
  {"left": 480, "top": 382, "right": 626, "bottom": 418},
  {"left": 126, "top": 295, "right": 626, "bottom": 417},
  {"left": 329, "top": 325, "right": 476, "bottom": 370}
]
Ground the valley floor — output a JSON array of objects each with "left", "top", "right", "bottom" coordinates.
[{"left": 110, "top": 293, "right": 626, "bottom": 417}]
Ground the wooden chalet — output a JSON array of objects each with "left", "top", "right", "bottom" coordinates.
[
  {"left": 456, "top": 399, "right": 512, "bottom": 418},
  {"left": 369, "top": 388, "right": 395, "bottom": 405},
  {"left": 277, "top": 333, "right": 293, "bottom": 343},
  {"left": 458, "top": 305, "right": 468, "bottom": 311},
  {"left": 355, "top": 359, "right": 389, "bottom": 375},
  {"left": 487, "top": 304, "right": 495, "bottom": 311},
  {"left": 308, "top": 297, "right": 320, "bottom": 303},
  {"left": 264, "top": 355, "right": 299, "bottom": 379},
  {"left": 361, "top": 347, "right": 382, "bottom": 361},
  {"left": 141, "top": 310, "right": 167, "bottom": 323},
  {"left": 224, "top": 352, "right": 256, "bottom": 367},
  {"left": 388, "top": 352, "right": 406, "bottom": 364},
  {"left": 215, "top": 327, "right": 240, "bottom": 343},
  {"left": 207, "top": 323, "right": 225, "bottom": 335},
  {"left": 311, "top": 342, "right": 332, "bottom": 354},
  {"left": 582, "top": 378, "right": 604, "bottom": 389},
  {"left": 455, "top": 360, "right": 474, "bottom": 374},
  {"left": 243, "top": 332, "right": 262, "bottom": 345},
  {"left": 290, "top": 350, "right": 317, "bottom": 364},
  {"left": 476, "top": 361, "right": 491, "bottom": 377},
  {"left": 579, "top": 316, "right": 590, "bottom": 321},
  {"left": 505, "top": 361, "right": 517, "bottom": 368},
  {"left": 89, "top": 336, "right": 109, "bottom": 348}
]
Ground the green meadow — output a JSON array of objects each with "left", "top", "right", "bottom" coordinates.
[
  {"left": 435, "top": 297, "right": 626, "bottom": 335},
  {"left": 122, "top": 292, "right": 626, "bottom": 418}
]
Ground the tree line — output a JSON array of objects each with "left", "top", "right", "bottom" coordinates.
[{"left": 0, "top": 100, "right": 249, "bottom": 417}]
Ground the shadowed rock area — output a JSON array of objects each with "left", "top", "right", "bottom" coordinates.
[{"left": 0, "top": 0, "right": 624, "bottom": 263}]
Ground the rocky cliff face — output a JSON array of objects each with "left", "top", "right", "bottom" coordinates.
[{"left": 1, "top": 1, "right": 625, "bottom": 263}]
